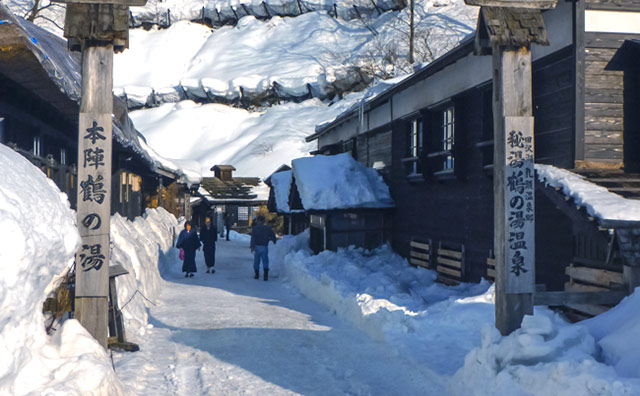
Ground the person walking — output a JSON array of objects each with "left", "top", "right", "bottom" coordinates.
[
  {"left": 176, "top": 221, "right": 201, "bottom": 278},
  {"left": 250, "top": 216, "right": 277, "bottom": 281},
  {"left": 199, "top": 215, "right": 218, "bottom": 274},
  {"left": 224, "top": 212, "right": 233, "bottom": 241}
]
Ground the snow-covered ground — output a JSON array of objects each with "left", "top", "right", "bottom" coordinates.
[{"left": 114, "top": 235, "right": 442, "bottom": 395}]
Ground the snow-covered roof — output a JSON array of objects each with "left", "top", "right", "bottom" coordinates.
[
  {"left": 0, "top": 5, "right": 201, "bottom": 186},
  {"left": 291, "top": 153, "right": 394, "bottom": 211},
  {"left": 536, "top": 164, "right": 640, "bottom": 223},
  {"left": 271, "top": 170, "right": 292, "bottom": 213},
  {"left": 199, "top": 175, "right": 268, "bottom": 203}
]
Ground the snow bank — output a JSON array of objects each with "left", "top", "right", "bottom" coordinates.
[
  {"left": 583, "top": 288, "right": 640, "bottom": 378},
  {"left": 274, "top": 231, "right": 640, "bottom": 394},
  {"left": 129, "top": 99, "right": 352, "bottom": 178},
  {"left": 536, "top": 164, "right": 640, "bottom": 221},
  {"left": 110, "top": 208, "right": 179, "bottom": 339},
  {"left": 229, "top": 230, "right": 252, "bottom": 242},
  {"left": 450, "top": 311, "right": 640, "bottom": 395},
  {"left": 271, "top": 170, "right": 292, "bottom": 212},
  {"left": 273, "top": 231, "right": 492, "bottom": 375},
  {"left": 292, "top": 153, "right": 394, "bottom": 210},
  {"left": 0, "top": 144, "right": 123, "bottom": 395}
]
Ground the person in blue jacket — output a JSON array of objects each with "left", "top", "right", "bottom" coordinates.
[
  {"left": 176, "top": 221, "right": 201, "bottom": 277},
  {"left": 199, "top": 215, "right": 218, "bottom": 274},
  {"left": 250, "top": 216, "right": 277, "bottom": 281}
]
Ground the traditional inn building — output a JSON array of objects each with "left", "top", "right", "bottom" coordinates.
[
  {"left": 0, "top": 5, "right": 189, "bottom": 220},
  {"left": 307, "top": 2, "right": 640, "bottom": 317}
]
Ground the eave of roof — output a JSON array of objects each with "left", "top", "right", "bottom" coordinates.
[{"left": 308, "top": 35, "right": 476, "bottom": 142}]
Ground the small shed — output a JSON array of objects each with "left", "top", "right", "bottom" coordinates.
[{"left": 289, "top": 153, "right": 394, "bottom": 254}]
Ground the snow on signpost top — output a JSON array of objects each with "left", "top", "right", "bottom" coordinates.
[{"left": 292, "top": 153, "right": 394, "bottom": 211}]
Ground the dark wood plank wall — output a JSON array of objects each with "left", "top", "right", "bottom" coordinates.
[
  {"left": 322, "top": 46, "right": 577, "bottom": 282},
  {"left": 532, "top": 46, "right": 576, "bottom": 168},
  {"left": 583, "top": 32, "right": 640, "bottom": 162},
  {"left": 388, "top": 89, "right": 494, "bottom": 282},
  {"left": 535, "top": 189, "right": 574, "bottom": 290},
  {"left": 624, "top": 63, "right": 640, "bottom": 171}
]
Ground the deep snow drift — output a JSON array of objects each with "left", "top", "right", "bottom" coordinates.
[
  {"left": 110, "top": 208, "right": 179, "bottom": 340},
  {"left": 0, "top": 144, "right": 123, "bottom": 395},
  {"left": 129, "top": 99, "right": 357, "bottom": 178},
  {"left": 272, "top": 231, "right": 640, "bottom": 395}
]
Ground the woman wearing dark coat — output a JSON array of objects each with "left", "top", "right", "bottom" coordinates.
[
  {"left": 199, "top": 216, "right": 218, "bottom": 274},
  {"left": 176, "top": 221, "right": 201, "bottom": 277}
]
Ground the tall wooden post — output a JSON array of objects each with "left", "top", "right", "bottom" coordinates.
[
  {"left": 492, "top": 45, "right": 535, "bottom": 335},
  {"left": 56, "top": 0, "right": 146, "bottom": 349},
  {"left": 74, "top": 45, "right": 114, "bottom": 349},
  {"left": 463, "top": 4, "right": 555, "bottom": 334}
]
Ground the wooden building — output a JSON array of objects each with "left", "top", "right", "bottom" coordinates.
[
  {"left": 307, "top": 2, "right": 640, "bottom": 310},
  {"left": 268, "top": 153, "right": 394, "bottom": 253},
  {"left": 193, "top": 164, "right": 268, "bottom": 231},
  {"left": 0, "top": 5, "right": 185, "bottom": 220}
]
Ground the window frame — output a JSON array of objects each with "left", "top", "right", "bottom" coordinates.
[
  {"left": 425, "top": 103, "right": 456, "bottom": 177},
  {"left": 402, "top": 115, "right": 424, "bottom": 179}
]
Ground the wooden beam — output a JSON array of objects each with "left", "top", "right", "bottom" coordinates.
[
  {"left": 565, "top": 265, "right": 624, "bottom": 286},
  {"left": 534, "top": 290, "right": 625, "bottom": 305}
]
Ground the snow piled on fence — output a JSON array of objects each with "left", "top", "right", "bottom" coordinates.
[
  {"left": 110, "top": 207, "right": 179, "bottom": 339},
  {"left": 536, "top": 164, "right": 640, "bottom": 221},
  {"left": 129, "top": 0, "right": 401, "bottom": 27},
  {"left": 273, "top": 231, "right": 640, "bottom": 395},
  {"left": 114, "top": 3, "right": 475, "bottom": 107},
  {"left": 114, "top": 14, "right": 373, "bottom": 106},
  {"left": 0, "top": 144, "right": 124, "bottom": 395}
]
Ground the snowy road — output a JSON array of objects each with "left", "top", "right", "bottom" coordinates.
[{"left": 114, "top": 237, "right": 442, "bottom": 396}]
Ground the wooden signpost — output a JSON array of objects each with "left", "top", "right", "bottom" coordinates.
[
  {"left": 464, "top": 4, "right": 555, "bottom": 335},
  {"left": 55, "top": 0, "right": 145, "bottom": 349}
]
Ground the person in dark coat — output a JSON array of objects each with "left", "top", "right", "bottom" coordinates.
[
  {"left": 199, "top": 215, "right": 218, "bottom": 274},
  {"left": 250, "top": 216, "right": 277, "bottom": 281},
  {"left": 176, "top": 221, "right": 201, "bottom": 277},
  {"left": 224, "top": 212, "right": 233, "bottom": 241}
]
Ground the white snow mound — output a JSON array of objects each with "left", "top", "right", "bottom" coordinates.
[
  {"left": 0, "top": 144, "right": 124, "bottom": 395},
  {"left": 291, "top": 153, "right": 394, "bottom": 210}
]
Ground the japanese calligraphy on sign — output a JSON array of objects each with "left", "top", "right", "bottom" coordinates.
[
  {"left": 76, "top": 113, "right": 112, "bottom": 298},
  {"left": 504, "top": 116, "right": 535, "bottom": 293}
]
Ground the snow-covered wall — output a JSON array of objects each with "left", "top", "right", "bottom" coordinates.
[
  {"left": 0, "top": 144, "right": 124, "bottom": 395},
  {"left": 110, "top": 208, "right": 179, "bottom": 339}
]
